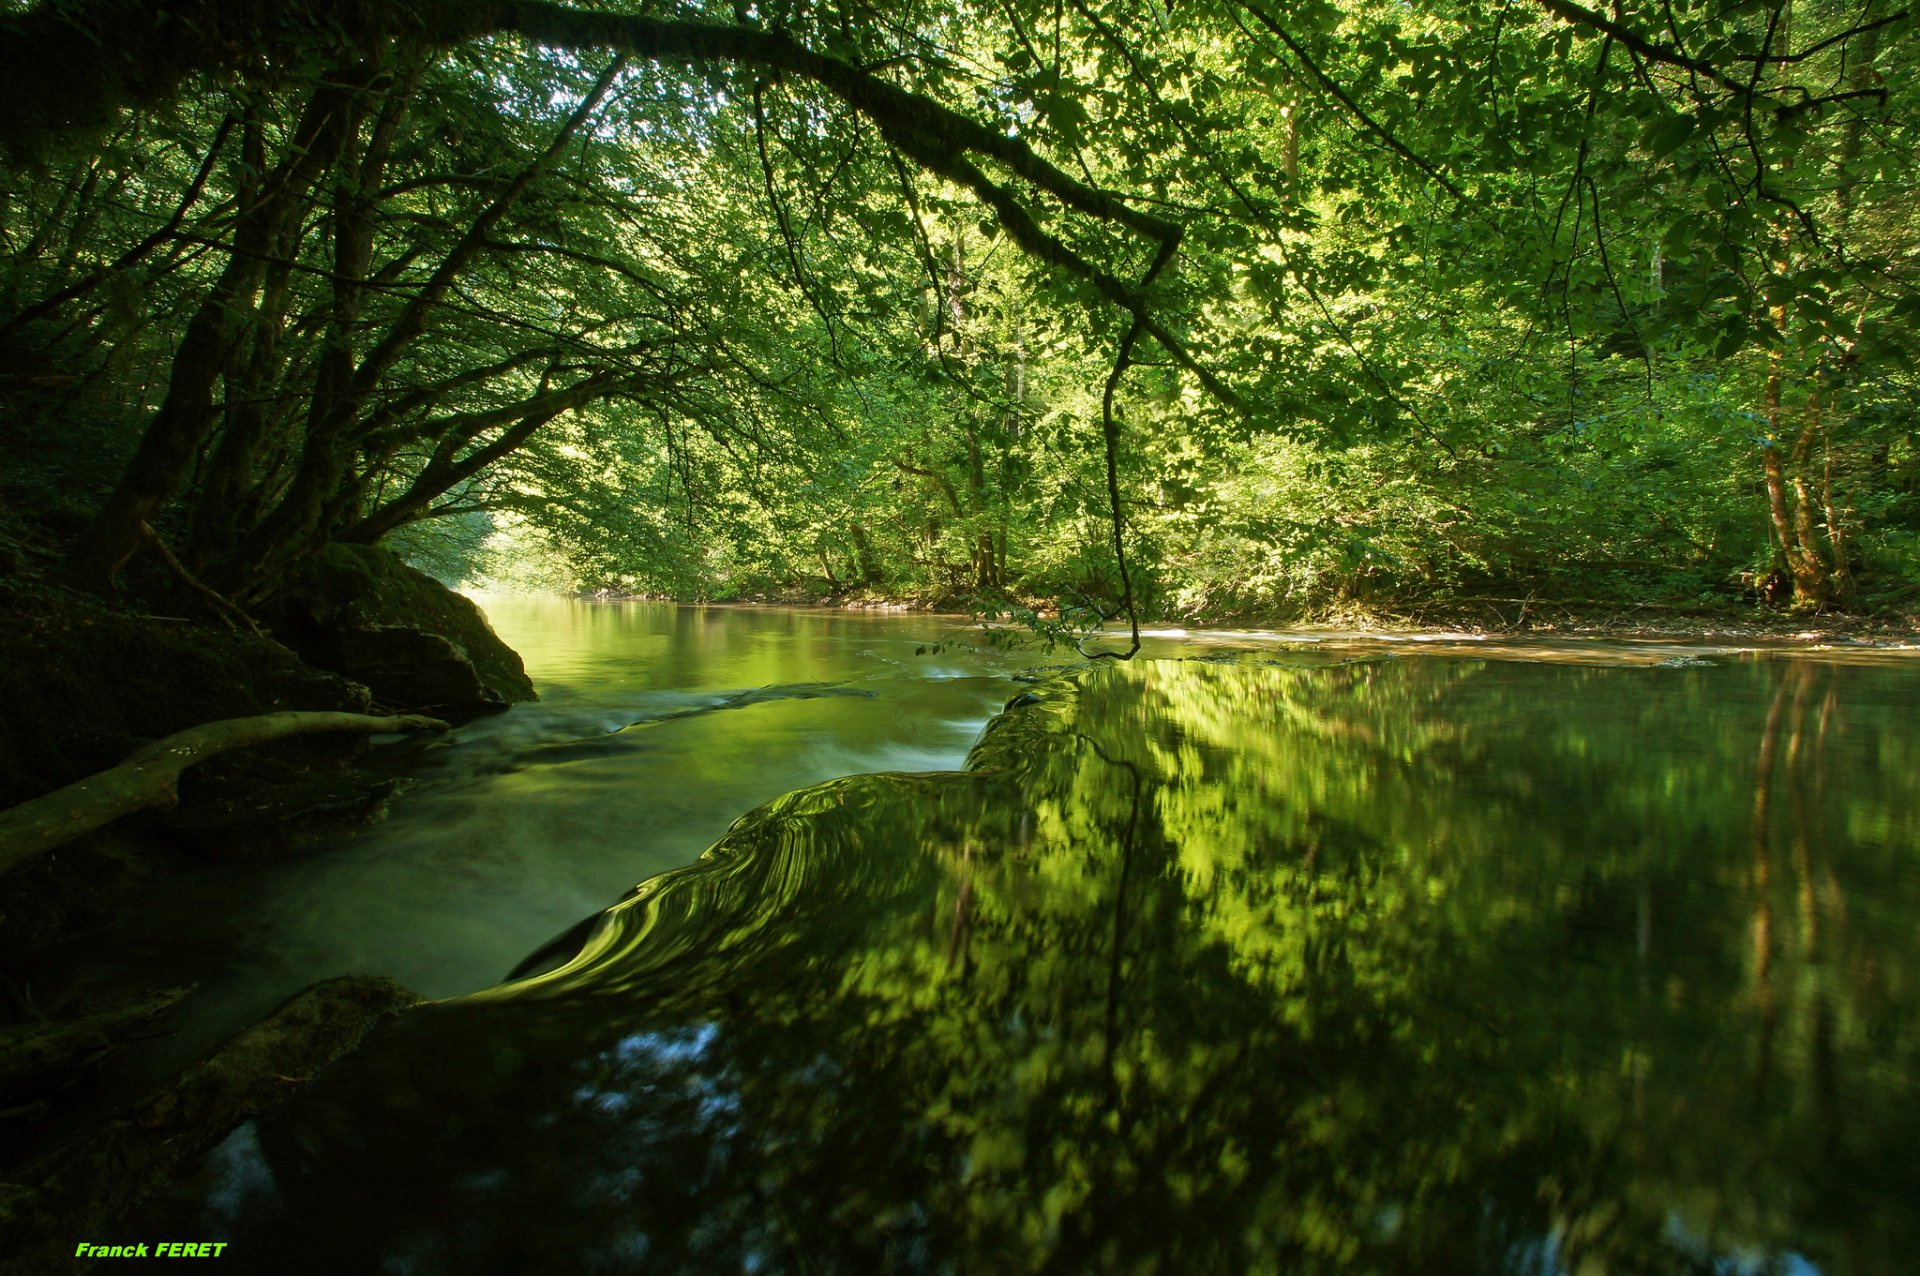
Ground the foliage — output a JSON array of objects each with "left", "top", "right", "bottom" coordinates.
[{"left": 0, "top": 0, "right": 1915, "bottom": 618}]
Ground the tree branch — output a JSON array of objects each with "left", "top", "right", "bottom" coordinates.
[
  {"left": 136, "top": 520, "right": 265, "bottom": 638},
  {"left": 1237, "top": 0, "right": 1467, "bottom": 200},
  {"left": 1, "top": 2, "right": 1246, "bottom": 413},
  {"left": 1532, "top": 0, "right": 1750, "bottom": 94}
]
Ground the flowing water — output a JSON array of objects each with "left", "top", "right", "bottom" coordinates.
[
  {"left": 104, "top": 602, "right": 1920, "bottom": 1271},
  {"left": 48, "top": 602, "right": 1063, "bottom": 1079}
]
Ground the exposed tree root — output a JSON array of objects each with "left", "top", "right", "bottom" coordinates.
[
  {"left": 0, "top": 711, "right": 447, "bottom": 875},
  {"left": 0, "top": 987, "right": 190, "bottom": 1108},
  {"left": 135, "top": 520, "right": 264, "bottom": 639}
]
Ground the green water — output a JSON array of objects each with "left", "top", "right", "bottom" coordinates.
[
  {"left": 50, "top": 602, "right": 1048, "bottom": 1059},
  {"left": 137, "top": 641, "right": 1920, "bottom": 1273}
]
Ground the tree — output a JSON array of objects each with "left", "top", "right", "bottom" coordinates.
[{"left": 2, "top": 0, "right": 1913, "bottom": 616}]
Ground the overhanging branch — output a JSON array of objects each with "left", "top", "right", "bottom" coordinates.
[
  {"left": 0, "top": 711, "right": 448, "bottom": 872},
  {"left": 1, "top": 0, "right": 1243, "bottom": 411}
]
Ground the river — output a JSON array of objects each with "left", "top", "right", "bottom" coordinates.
[
  {"left": 85, "top": 600, "right": 1920, "bottom": 1270},
  {"left": 46, "top": 602, "right": 1060, "bottom": 1079}
]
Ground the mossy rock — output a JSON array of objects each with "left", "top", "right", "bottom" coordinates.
[
  {"left": 0, "top": 593, "right": 371, "bottom": 809},
  {"left": 0, "top": 587, "right": 408, "bottom": 954},
  {"left": 271, "top": 544, "right": 534, "bottom": 718}
]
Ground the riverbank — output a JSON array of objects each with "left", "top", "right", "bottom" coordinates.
[
  {"left": 1283, "top": 595, "right": 1920, "bottom": 642},
  {"left": 0, "top": 547, "right": 535, "bottom": 961},
  {"left": 1, "top": 593, "right": 1026, "bottom": 1260},
  {"left": 574, "top": 583, "right": 1920, "bottom": 645},
  {"left": 0, "top": 547, "right": 541, "bottom": 1258}
]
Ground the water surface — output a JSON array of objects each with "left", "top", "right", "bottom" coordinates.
[
  {"left": 137, "top": 642, "right": 1920, "bottom": 1273},
  {"left": 46, "top": 602, "right": 1054, "bottom": 1095}
]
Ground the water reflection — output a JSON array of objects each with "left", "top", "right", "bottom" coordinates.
[{"left": 140, "top": 657, "right": 1920, "bottom": 1272}]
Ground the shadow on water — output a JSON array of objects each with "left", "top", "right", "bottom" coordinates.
[{"left": 133, "top": 656, "right": 1920, "bottom": 1274}]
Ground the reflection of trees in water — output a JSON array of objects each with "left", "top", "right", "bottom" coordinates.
[
  {"left": 1734, "top": 661, "right": 1917, "bottom": 1274},
  {"left": 195, "top": 659, "right": 1920, "bottom": 1273}
]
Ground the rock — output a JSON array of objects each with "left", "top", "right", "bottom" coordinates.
[
  {"left": 0, "top": 977, "right": 420, "bottom": 1275},
  {"left": 271, "top": 545, "right": 535, "bottom": 717},
  {"left": 0, "top": 591, "right": 372, "bottom": 811},
  {"left": 0, "top": 588, "right": 389, "bottom": 954}
]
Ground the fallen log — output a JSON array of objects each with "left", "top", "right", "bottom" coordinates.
[{"left": 0, "top": 711, "right": 448, "bottom": 875}]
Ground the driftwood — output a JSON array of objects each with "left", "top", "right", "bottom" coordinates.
[
  {"left": 0, "top": 987, "right": 191, "bottom": 1107},
  {"left": 0, "top": 711, "right": 448, "bottom": 875},
  {"left": 0, "top": 977, "right": 420, "bottom": 1275}
]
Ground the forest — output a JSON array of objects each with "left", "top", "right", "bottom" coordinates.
[
  {"left": 2, "top": 0, "right": 1918, "bottom": 1271},
  {"left": 0, "top": 0, "right": 1914, "bottom": 628}
]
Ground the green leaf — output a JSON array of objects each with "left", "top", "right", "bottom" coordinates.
[
  {"left": 1644, "top": 113, "right": 1695, "bottom": 160},
  {"left": 1713, "top": 324, "right": 1747, "bottom": 359}
]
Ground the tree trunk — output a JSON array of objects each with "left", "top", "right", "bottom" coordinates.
[
  {"left": 1759, "top": 430, "right": 1831, "bottom": 609},
  {"left": 237, "top": 58, "right": 624, "bottom": 592},
  {"left": 62, "top": 79, "right": 363, "bottom": 591},
  {"left": 849, "top": 523, "right": 881, "bottom": 586},
  {"left": 186, "top": 118, "right": 301, "bottom": 569},
  {"left": 62, "top": 250, "right": 269, "bottom": 590},
  {"left": 1749, "top": 0, "right": 1832, "bottom": 611}
]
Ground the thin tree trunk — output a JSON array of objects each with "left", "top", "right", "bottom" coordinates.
[
  {"left": 187, "top": 124, "right": 302, "bottom": 569},
  {"left": 237, "top": 57, "right": 626, "bottom": 590},
  {"left": 1750, "top": 0, "right": 1832, "bottom": 610}
]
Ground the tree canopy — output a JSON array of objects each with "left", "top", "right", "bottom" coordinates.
[{"left": 1, "top": 0, "right": 1915, "bottom": 617}]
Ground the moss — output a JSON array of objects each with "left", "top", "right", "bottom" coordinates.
[
  {"left": 275, "top": 544, "right": 534, "bottom": 712},
  {"left": 0, "top": 588, "right": 370, "bottom": 809},
  {"left": 0, "top": 976, "right": 421, "bottom": 1274},
  {"left": 0, "top": 586, "right": 405, "bottom": 963}
]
